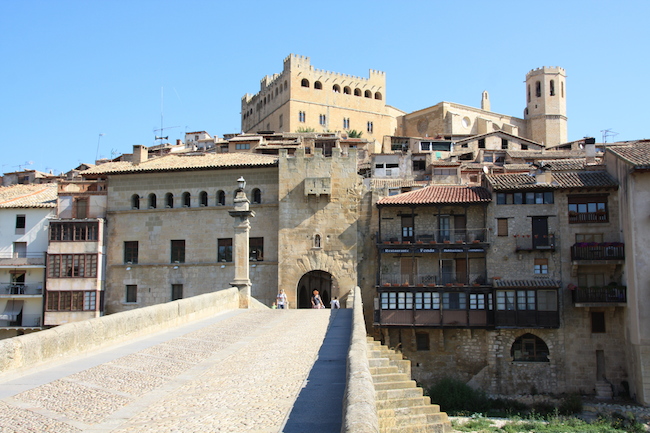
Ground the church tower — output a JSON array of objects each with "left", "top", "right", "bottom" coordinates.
[{"left": 524, "top": 67, "right": 567, "bottom": 147}]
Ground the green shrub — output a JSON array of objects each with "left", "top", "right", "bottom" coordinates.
[
  {"left": 558, "top": 393, "right": 583, "bottom": 415},
  {"left": 427, "top": 377, "right": 490, "bottom": 415}
]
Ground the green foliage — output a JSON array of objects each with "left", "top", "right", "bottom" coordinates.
[
  {"left": 295, "top": 127, "right": 315, "bottom": 133},
  {"left": 345, "top": 129, "right": 363, "bottom": 138},
  {"left": 558, "top": 393, "right": 583, "bottom": 415},
  {"left": 427, "top": 377, "right": 490, "bottom": 415}
]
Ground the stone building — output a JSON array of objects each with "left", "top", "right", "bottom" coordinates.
[{"left": 0, "top": 184, "right": 57, "bottom": 338}]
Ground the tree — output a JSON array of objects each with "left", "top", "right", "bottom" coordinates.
[{"left": 346, "top": 130, "right": 363, "bottom": 138}]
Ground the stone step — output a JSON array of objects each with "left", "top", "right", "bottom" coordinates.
[
  {"left": 379, "top": 411, "right": 450, "bottom": 429},
  {"left": 374, "top": 380, "right": 418, "bottom": 391},
  {"left": 370, "top": 365, "right": 399, "bottom": 375},
  {"left": 376, "top": 386, "right": 424, "bottom": 401},
  {"left": 378, "top": 404, "right": 442, "bottom": 418},
  {"left": 384, "top": 423, "right": 451, "bottom": 433},
  {"left": 368, "top": 357, "right": 391, "bottom": 368},
  {"left": 376, "top": 395, "right": 431, "bottom": 410},
  {"left": 372, "top": 372, "right": 411, "bottom": 383}
]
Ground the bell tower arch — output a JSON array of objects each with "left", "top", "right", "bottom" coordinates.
[{"left": 524, "top": 66, "right": 567, "bottom": 147}]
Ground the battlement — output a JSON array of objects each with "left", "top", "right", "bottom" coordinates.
[
  {"left": 283, "top": 53, "right": 311, "bottom": 71},
  {"left": 526, "top": 66, "right": 566, "bottom": 78}
]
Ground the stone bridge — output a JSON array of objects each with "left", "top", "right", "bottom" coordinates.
[{"left": 0, "top": 288, "right": 450, "bottom": 433}]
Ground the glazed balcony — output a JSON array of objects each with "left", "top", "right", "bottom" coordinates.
[
  {"left": 571, "top": 243, "right": 624, "bottom": 261},
  {"left": 379, "top": 228, "right": 489, "bottom": 245},
  {"left": 572, "top": 285, "right": 627, "bottom": 306},
  {"left": 379, "top": 272, "right": 488, "bottom": 287}
]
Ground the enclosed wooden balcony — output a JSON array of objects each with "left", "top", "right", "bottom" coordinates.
[
  {"left": 571, "top": 243, "right": 624, "bottom": 262},
  {"left": 572, "top": 285, "right": 627, "bottom": 307}
]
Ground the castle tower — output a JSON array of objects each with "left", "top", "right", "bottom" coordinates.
[{"left": 524, "top": 67, "right": 567, "bottom": 146}]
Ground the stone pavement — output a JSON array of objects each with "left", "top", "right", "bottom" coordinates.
[{"left": 0, "top": 308, "right": 352, "bottom": 433}]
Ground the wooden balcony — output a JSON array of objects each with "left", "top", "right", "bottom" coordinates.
[
  {"left": 572, "top": 286, "right": 627, "bottom": 307},
  {"left": 379, "top": 228, "right": 489, "bottom": 245},
  {"left": 571, "top": 243, "right": 624, "bottom": 261}
]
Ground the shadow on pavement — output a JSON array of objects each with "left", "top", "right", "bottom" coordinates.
[{"left": 281, "top": 308, "right": 352, "bottom": 433}]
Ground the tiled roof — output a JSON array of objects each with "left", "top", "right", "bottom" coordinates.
[
  {"left": 0, "top": 184, "right": 57, "bottom": 208},
  {"left": 537, "top": 159, "right": 587, "bottom": 171},
  {"left": 503, "top": 163, "right": 534, "bottom": 171},
  {"left": 506, "top": 150, "right": 580, "bottom": 159},
  {"left": 82, "top": 153, "right": 279, "bottom": 175},
  {"left": 486, "top": 171, "right": 618, "bottom": 190},
  {"left": 370, "top": 179, "right": 429, "bottom": 189},
  {"left": 431, "top": 161, "right": 461, "bottom": 166},
  {"left": 607, "top": 140, "right": 650, "bottom": 169},
  {"left": 377, "top": 185, "right": 491, "bottom": 206},
  {"left": 493, "top": 278, "right": 560, "bottom": 288}
]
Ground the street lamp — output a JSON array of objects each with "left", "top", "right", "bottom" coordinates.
[{"left": 237, "top": 176, "right": 246, "bottom": 191}]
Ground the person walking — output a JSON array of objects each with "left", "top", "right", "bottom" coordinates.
[
  {"left": 330, "top": 296, "right": 340, "bottom": 309},
  {"left": 276, "top": 289, "right": 287, "bottom": 309},
  {"left": 311, "top": 289, "right": 324, "bottom": 309}
]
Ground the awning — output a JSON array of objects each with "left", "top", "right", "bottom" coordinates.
[{"left": 0, "top": 300, "right": 24, "bottom": 321}]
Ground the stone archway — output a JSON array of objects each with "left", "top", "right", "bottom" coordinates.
[{"left": 296, "top": 270, "right": 337, "bottom": 308}]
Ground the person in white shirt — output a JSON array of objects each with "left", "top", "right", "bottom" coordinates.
[
  {"left": 276, "top": 289, "right": 288, "bottom": 309},
  {"left": 330, "top": 297, "right": 340, "bottom": 309}
]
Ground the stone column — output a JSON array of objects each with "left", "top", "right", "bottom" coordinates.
[{"left": 229, "top": 177, "right": 255, "bottom": 308}]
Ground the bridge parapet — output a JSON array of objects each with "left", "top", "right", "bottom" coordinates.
[
  {"left": 341, "top": 286, "right": 380, "bottom": 433},
  {"left": 0, "top": 288, "right": 240, "bottom": 378}
]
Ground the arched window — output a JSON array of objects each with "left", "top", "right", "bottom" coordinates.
[
  {"left": 364, "top": 90, "right": 372, "bottom": 98},
  {"left": 333, "top": 84, "right": 341, "bottom": 93},
  {"left": 527, "top": 85, "right": 531, "bottom": 103},
  {"left": 511, "top": 333, "right": 549, "bottom": 362},
  {"left": 148, "top": 193, "right": 157, "bottom": 209},
  {"left": 182, "top": 192, "right": 191, "bottom": 207},
  {"left": 165, "top": 193, "right": 174, "bottom": 208},
  {"left": 354, "top": 88, "right": 362, "bottom": 96},
  {"left": 314, "top": 81, "right": 322, "bottom": 90},
  {"left": 131, "top": 194, "right": 140, "bottom": 209},
  {"left": 252, "top": 188, "right": 261, "bottom": 204},
  {"left": 561, "top": 81, "right": 564, "bottom": 98},
  {"left": 217, "top": 190, "right": 225, "bottom": 206},
  {"left": 314, "top": 234, "right": 321, "bottom": 248},
  {"left": 199, "top": 191, "right": 208, "bottom": 207},
  {"left": 284, "top": 80, "right": 288, "bottom": 91},
  {"left": 374, "top": 92, "right": 382, "bottom": 100},
  {"left": 343, "top": 86, "right": 351, "bottom": 95},
  {"left": 550, "top": 80, "right": 555, "bottom": 96},
  {"left": 301, "top": 78, "right": 309, "bottom": 88},
  {"left": 275, "top": 88, "right": 278, "bottom": 96},
  {"left": 535, "top": 81, "right": 541, "bottom": 98}
]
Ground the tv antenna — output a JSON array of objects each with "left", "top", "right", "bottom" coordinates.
[
  {"left": 600, "top": 129, "right": 618, "bottom": 144},
  {"left": 154, "top": 87, "right": 179, "bottom": 144}
]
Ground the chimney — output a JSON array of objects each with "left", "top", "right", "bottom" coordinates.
[
  {"left": 133, "top": 145, "right": 148, "bottom": 164},
  {"left": 534, "top": 165, "right": 553, "bottom": 184},
  {"left": 584, "top": 137, "right": 596, "bottom": 165},
  {"left": 176, "top": 139, "right": 182, "bottom": 146}
]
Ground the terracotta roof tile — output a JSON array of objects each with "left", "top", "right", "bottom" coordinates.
[
  {"left": 82, "top": 153, "right": 279, "bottom": 175},
  {"left": 370, "top": 179, "right": 429, "bottom": 189},
  {"left": 0, "top": 184, "right": 57, "bottom": 208},
  {"left": 607, "top": 140, "right": 650, "bottom": 168},
  {"left": 486, "top": 171, "right": 618, "bottom": 190},
  {"left": 377, "top": 185, "right": 491, "bottom": 206}
]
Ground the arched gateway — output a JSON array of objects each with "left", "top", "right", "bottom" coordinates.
[{"left": 297, "top": 270, "right": 338, "bottom": 308}]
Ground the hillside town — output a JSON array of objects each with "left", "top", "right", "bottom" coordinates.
[{"left": 1, "top": 54, "right": 649, "bottom": 407}]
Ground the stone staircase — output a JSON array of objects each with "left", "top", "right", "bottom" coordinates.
[
  {"left": 367, "top": 338, "right": 452, "bottom": 433},
  {"left": 595, "top": 380, "right": 613, "bottom": 399}
]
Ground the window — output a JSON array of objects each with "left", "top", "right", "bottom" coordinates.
[
  {"left": 148, "top": 193, "right": 157, "bottom": 209},
  {"left": 469, "top": 293, "right": 486, "bottom": 310},
  {"left": 182, "top": 192, "right": 191, "bottom": 207},
  {"left": 319, "top": 114, "right": 326, "bottom": 126},
  {"left": 333, "top": 84, "right": 340, "bottom": 93},
  {"left": 298, "top": 111, "right": 306, "bottom": 123},
  {"left": 172, "top": 284, "right": 183, "bottom": 301},
  {"left": 550, "top": 80, "right": 555, "bottom": 96},
  {"left": 367, "top": 121, "right": 373, "bottom": 133},
  {"left": 124, "top": 241, "right": 138, "bottom": 264},
  {"left": 165, "top": 193, "right": 174, "bottom": 208},
  {"left": 354, "top": 88, "right": 361, "bottom": 96},
  {"left": 511, "top": 333, "right": 549, "bottom": 362},
  {"left": 47, "top": 254, "right": 98, "bottom": 278},
  {"left": 171, "top": 240, "right": 185, "bottom": 263},
  {"left": 415, "top": 292, "right": 440, "bottom": 310},
  {"left": 50, "top": 222, "right": 98, "bottom": 241},
  {"left": 131, "top": 195, "right": 140, "bottom": 209},
  {"left": 279, "top": 114, "right": 283, "bottom": 128},
  {"left": 496, "top": 191, "right": 554, "bottom": 205},
  {"left": 517, "top": 290, "right": 536, "bottom": 310},
  {"left": 235, "top": 142, "right": 250, "bottom": 150},
  {"left": 521, "top": 144, "right": 528, "bottom": 150},
  {"left": 15, "top": 214, "right": 26, "bottom": 234},
  {"left": 75, "top": 198, "right": 88, "bottom": 218},
  {"left": 578, "top": 273, "right": 605, "bottom": 288},
  {"left": 534, "top": 258, "right": 548, "bottom": 274},
  {"left": 301, "top": 78, "right": 309, "bottom": 87},
  {"left": 217, "top": 190, "right": 225, "bottom": 206},
  {"left": 443, "top": 292, "right": 467, "bottom": 310},
  {"left": 478, "top": 138, "right": 485, "bottom": 149},
  {"left": 126, "top": 285, "right": 137, "bottom": 303},
  {"left": 497, "top": 291, "right": 516, "bottom": 310},
  {"left": 535, "top": 81, "right": 541, "bottom": 98},
  {"left": 314, "top": 81, "right": 322, "bottom": 90},
  {"left": 200, "top": 191, "right": 208, "bottom": 207},
  {"left": 416, "top": 333, "right": 430, "bottom": 351},
  {"left": 433, "top": 168, "right": 456, "bottom": 176},
  {"left": 314, "top": 234, "right": 321, "bottom": 248},
  {"left": 527, "top": 84, "right": 531, "bottom": 103},
  {"left": 568, "top": 195, "right": 608, "bottom": 223},
  {"left": 401, "top": 215, "right": 414, "bottom": 242},
  {"left": 364, "top": 90, "right": 371, "bottom": 98},
  {"left": 537, "top": 290, "right": 557, "bottom": 311},
  {"left": 343, "top": 86, "right": 351, "bottom": 95},
  {"left": 375, "top": 92, "right": 382, "bottom": 100},
  {"left": 343, "top": 118, "right": 350, "bottom": 129},
  {"left": 413, "top": 160, "right": 426, "bottom": 171},
  {"left": 483, "top": 153, "right": 493, "bottom": 163},
  {"left": 218, "top": 238, "right": 232, "bottom": 262},
  {"left": 497, "top": 218, "right": 508, "bottom": 236},
  {"left": 46, "top": 291, "right": 97, "bottom": 311},
  {"left": 249, "top": 237, "right": 264, "bottom": 261},
  {"left": 501, "top": 138, "right": 508, "bottom": 150},
  {"left": 575, "top": 233, "right": 604, "bottom": 243},
  {"left": 252, "top": 188, "right": 261, "bottom": 204},
  {"left": 13, "top": 242, "right": 27, "bottom": 258},
  {"left": 420, "top": 141, "right": 430, "bottom": 151},
  {"left": 591, "top": 311, "right": 606, "bottom": 333}
]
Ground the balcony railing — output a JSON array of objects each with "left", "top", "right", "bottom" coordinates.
[
  {"left": 571, "top": 243, "right": 624, "bottom": 261},
  {"left": 572, "top": 286, "right": 627, "bottom": 304},
  {"left": 569, "top": 212, "right": 608, "bottom": 223},
  {"left": 0, "top": 314, "right": 41, "bottom": 328},
  {"left": 380, "top": 228, "right": 489, "bottom": 245},
  {"left": 379, "top": 273, "right": 487, "bottom": 287},
  {"left": 0, "top": 252, "right": 46, "bottom": 266},
  {"left": 515, "top": 234, "right": 556, "bottom": 251},
  {"left": 0, "top": 284, "right": 43, "bottom": 296}
]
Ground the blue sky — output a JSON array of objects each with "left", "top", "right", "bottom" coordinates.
[{"left": 1, "top": 0, "right": 648, "bottom": 175}]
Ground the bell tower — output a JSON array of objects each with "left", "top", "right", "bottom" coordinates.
[{"left": 524, "top": 67, "right": 567, "bottom": 147}]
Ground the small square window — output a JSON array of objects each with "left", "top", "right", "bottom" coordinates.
[
  {"left": 126, "top": 285, "right": 137, "bottom": 303},
  {"left": 416, "top": 333, "right": 430, "bottom": 351},
  {"left": 591, "top": 311, "right": 606, "bottom": 333}
]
